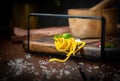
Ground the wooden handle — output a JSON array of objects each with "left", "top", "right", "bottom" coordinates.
[{"left": 23, "top": 40, "right": 59, "bottom": 54}]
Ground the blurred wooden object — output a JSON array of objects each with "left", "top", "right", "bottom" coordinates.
[
  {"left": 68, "top": 0, "right": 118, "bottom": 38},
  {"left": 68, "top": 9, "right": 101, "bottom": 38},
  {"left": 11, "top": 4, "right": 39, "bottom": 29},
  {"left": 12, "top": 26, "right": 70, "bottom": 42},
  {"left": 9, "top": 4, "right": 39, "bottom": 37},
  {"left": 23, "top": 37, "right": 101, "bottom": 57},
  {"left": 23, "top": 36, "right": 120, "bottom": 57}
]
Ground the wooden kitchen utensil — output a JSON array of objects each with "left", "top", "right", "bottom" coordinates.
[{"left": 68, "top": 0, "right": 118, "bottom": 38}]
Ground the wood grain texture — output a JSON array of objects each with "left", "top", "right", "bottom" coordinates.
[
  {"left": 68, "top": 9, "right": 101, "bottom": 38},
  {"left": 68, "top": 8, "right": 118, "bottom": 38},
  {"left": 23, "top": 37, "right": 101, "bottom": 58},
  {"left": 12, "top": 26, "right": 70, "bottom": 42}
]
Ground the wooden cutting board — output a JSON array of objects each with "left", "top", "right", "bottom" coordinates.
[
  {"left": 23, "top": 37, "right": 103, "bottom": 58},
  {"left": 23, "top": 37, "right": 120, "bottom": 60}
]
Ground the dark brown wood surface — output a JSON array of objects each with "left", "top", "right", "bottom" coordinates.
[
  {"left": 0, "top": 38, "right": 120, "bottom": 81},
  {"left": 23, "top": 37, "right": 120, "bottom": 59},
  {"left": 23, "top": 37, "right": 101, "bottom": 58}
]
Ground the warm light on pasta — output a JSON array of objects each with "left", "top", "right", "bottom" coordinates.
[{"left": 49, "top": 33, "right": 85, "bottom": 62}]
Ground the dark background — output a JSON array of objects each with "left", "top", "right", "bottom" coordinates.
[{"left": 0, "top": 0, "right": 120, "bottom": 38}]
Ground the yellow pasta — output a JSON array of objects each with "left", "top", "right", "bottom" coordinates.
[{"left": 49, "top": 35, "right": 85, "bottom": 62}]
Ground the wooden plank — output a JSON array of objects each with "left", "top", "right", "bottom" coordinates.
[{"left": 23, "top": 37, "right": 101, "bottom": 58}]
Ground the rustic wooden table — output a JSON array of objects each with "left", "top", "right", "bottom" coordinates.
[{"left": 0, "top": 38, "right": 120, "bottom": 81}]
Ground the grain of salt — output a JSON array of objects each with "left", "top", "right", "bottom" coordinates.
[
  {"left": 72, "top": 68, "right": 75, "bottom": 71},
  {"left": 34, "top": 71, "right": 39, "bottom": 76},
  {"left": 56, "top": 75, "right": 62, "bottom": 79},
  {"left": 74, "top": 66, "right": 78, "bottom": 70},
  {"left": 64, "top": 70, "right": 70, "bottom": 76},
  {"left": 51, "top": 69, "right": 56, "bottom": 73},
  {"left": 101, "top": 64, "right": 106, "bottom": 67},
  {"left": 25, "top": 54, "right": 31, "bottom": 59},
  {"left": 88, "top": 69, "right": 92, "bottom": 72},
  {"left": 15, "top": 70, "right": 22, "bottom": 75},
  {"left": 88, "top": 66, "right": 92, "bottom": 70},
  {"left": 31, "top": 66, "right": 34, "bottom": 69},
  {"left": 60, "top": 69, "right": 63, "bottom": 76},
  {"left": 93, "top": 66, "right": 99, "bottom": 70},
  {"left": 78, "top": 62, "right": 84, "bottom": 66}
]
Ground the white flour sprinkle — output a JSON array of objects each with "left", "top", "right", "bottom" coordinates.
[
  {"left": 64, "top": 70, "right": 71, "bottom": 76},
  {"left": 87, "top": 69, "right": 92, "bottom": 72},
  {"left": 25, "top": 54, "right": 31, "bottom": 58},
  {"left": 60, "top": 69, "right": 63, "bottom": 76},
  {"left": 56, "top": 75, "right": 62, "bottom": 79},
  {"left": 4, "top": 54, "right": 120, "bottom": 81},
  {"left": 34, "top": 71, "right": 39, "bottom": 76},
  {"left": 93, "top": 66, "right": 99, "bottom": 70},
  {"left": 78, "top": 62, "right": 84, "bottom": 66},
  {"left": 7, "top": 58, "right": 33, "bottom": 76},
  {"left": 88, "top": 66, "right": 92, "bottom": 70},
  {"left": 6, "top": 53, "right": 120, "bottom": 81}
]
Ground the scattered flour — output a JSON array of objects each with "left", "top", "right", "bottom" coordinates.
[
  {"left": 3, "top": 53, "right": 120, "bottom": 81},
  {"left": 25, "top": 54, "right": 31, "bottom": 58},
  {"left": 7, "top": 58, "right": 33, "bottom": 76}
]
